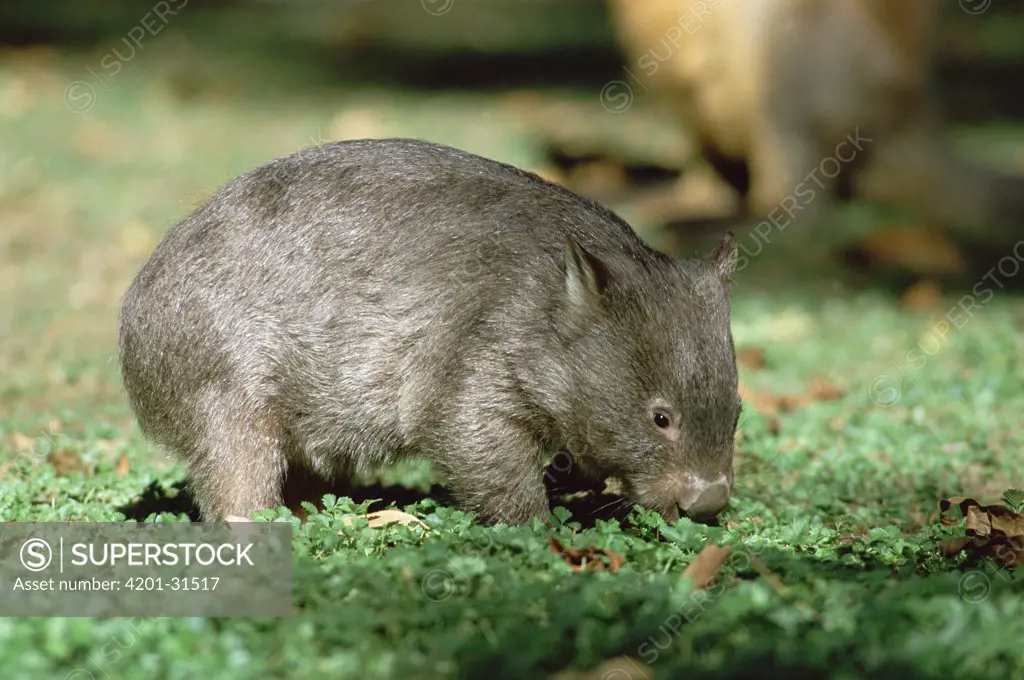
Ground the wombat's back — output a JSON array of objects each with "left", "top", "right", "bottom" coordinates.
[
  {"left": 129, "top": 138, "right": 654, "bottom": 295},
  {"left": 118, "top": 138, "right": 665, "bottom": 466}
]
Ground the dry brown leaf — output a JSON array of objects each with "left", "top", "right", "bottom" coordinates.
[
  {"left": 938, "top": 495, "right": 1024, "bottom": 569},
  {"left": 115, "top": 453, "right": 130, "bottom": 478},
  {"left": 738, "top": 383, "right": 780, "bottom": 415},
  {"left": 550, "top": 537, "right": 626, "bottom": 574},
  {"left": 340, "top": 510, "right": 429, "bottom": 531},
  {"left": 366, "top": 510, "right": 429, "bottom": 530},
  {"left": 681, "top": 543, "right": 732, "bottom": 589},
  {"left": 966, "top": 505, "right": 992, "bottom": 537},
  {"left": 805, "top": 377, "right": 846, "bottom": 402},
  {"left": 990, "top": 511, "right": 1024, "bottom": 538},
  {"left": 553, "top": 656, "right": 653, "bottom": 680},
  {"left": 47, "top": 449, "right": 88, "bottom": 477},
  {"left": 901, "top": 279, "right": 943, "bottom": 311},
  {"left": 736, "top": 346, "right": 767, "bottom": 370},
  {"left": 939, "top": 496, "right": 1024, "bottom": 537}
]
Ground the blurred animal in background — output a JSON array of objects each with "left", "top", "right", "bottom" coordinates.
[{"left": 607, "top": 0, "right": 1024, "bottom": 254}]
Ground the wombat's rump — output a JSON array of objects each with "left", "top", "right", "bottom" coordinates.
[{"left": 118, "top": 138, "right": 742, "bottom": 525}]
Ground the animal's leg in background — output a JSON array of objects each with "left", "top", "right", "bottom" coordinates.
[{"left": 746, "top": 117, "right": 832, "bottom": 230}]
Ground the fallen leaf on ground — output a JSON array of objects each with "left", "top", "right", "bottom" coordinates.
[
  {"left": 736, "top": 346, "right": 767, "bottom": 370},
  {"left": 739, "top": 377, "right": 845, "bottom": 416},
  {"left": 550, "top": 537, "right": 626, "bottom": 573},
  {"left": 340, "top": 509, "right": 430, "bottom": 531},
  {"left": 47, "top": 449, "right": 88, "bottom": 477},
  {"left": 681, "top": 543, "right": 732, "bottom": 589},
  {"left": 738, "top": 384, "right": 779, "bottom": 414},
  {"left": 115, "top": 453, "right": 130, "bottom": 478},
  {"left": 805, "top": 377, "right": 846, "bottom": 402},
  {"left": 938, "top": 494, "right": 1024, "bottom": 569}
]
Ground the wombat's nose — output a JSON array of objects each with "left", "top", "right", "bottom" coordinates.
[{"left": 677, "top": 483, "right": 730, "bottom": 520}]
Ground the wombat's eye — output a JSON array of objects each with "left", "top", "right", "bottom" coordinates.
[{"left": 652, "top": 410, "right": 671, "bottom": 429}]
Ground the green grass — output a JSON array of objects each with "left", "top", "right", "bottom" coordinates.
[{"left": 2, "top": 43, "right": 1024, "bottom": 680}]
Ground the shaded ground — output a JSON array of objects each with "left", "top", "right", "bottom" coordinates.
[{"left": 1, "top": 23, "right": 1024, "bottom": 680}]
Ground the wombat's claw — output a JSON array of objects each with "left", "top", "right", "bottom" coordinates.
[{"left": 223, "top": 514, "right": 253, "bottom": 523}]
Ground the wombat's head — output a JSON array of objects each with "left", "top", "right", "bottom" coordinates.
[{"left": 557, "top": 232, "right": 741, "bottom": 523}]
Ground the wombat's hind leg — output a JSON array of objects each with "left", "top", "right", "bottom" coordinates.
[{"left": 187, "top": 396, "right": 288, "bottom": 522}]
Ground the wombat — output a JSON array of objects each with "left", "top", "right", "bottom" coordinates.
[
  {"left": 608, "top": 0, "right": 1024, "bottom": 246},
  {"left": 117, "top": 138, "right": 741, "bottom": 526}
]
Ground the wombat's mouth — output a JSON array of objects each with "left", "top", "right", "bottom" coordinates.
[
  {"left": 629, "top": 475, "right": 731, "bottom": 526},
  {"left": 644, "top": 499, "right": 725, "bottom": 527},
  {"left": 543, "top": 459, "right": 728, "bottom": 526}
]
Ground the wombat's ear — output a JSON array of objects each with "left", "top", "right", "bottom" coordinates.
[
  {"left": 563, "top": 236, "right": 611, "bottom": 306},
  {"left": 708, "top": 231, "right": 739, "bottom": 285}
]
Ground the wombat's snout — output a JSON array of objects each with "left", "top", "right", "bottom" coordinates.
[{"left": 676, "top": 477, "right": 730, "bottom": 520}]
